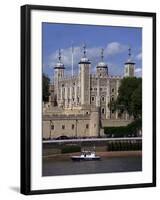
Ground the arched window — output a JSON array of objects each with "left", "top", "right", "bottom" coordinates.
[
  {"left": 91, "top": 96, "right": 95, "bottom": 101},
  {"left": 101, "top": 108, "right": 105, "bottom": 114},
  {"left": 62, "top": 125, "right": 65, "bottom": 129},
  {"left": 111, "top": 96, "right": 114, "bottom": 101},
  {"left": 101, "top": 96, "right": 105, "bottom": 101}
]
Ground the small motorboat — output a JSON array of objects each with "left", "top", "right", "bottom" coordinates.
[{"left": 71, "top": 150, "right": 101, "bottom": 161}]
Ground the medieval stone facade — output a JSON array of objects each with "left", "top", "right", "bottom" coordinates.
[{"left": 43, "top": 46, "right": 135, "bottom": 139}]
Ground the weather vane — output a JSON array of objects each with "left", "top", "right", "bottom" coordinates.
[
  {"left": 101, "top": 48, "right": 104, "bottom": 61},
  {"left": 58, "top": 48, "right": 62, "bottom": 62},
  {"left": 83, "top": 43, "right": 86, "bottom": 57},
  {"left": 128, "top": 46, "right": 131, "bottom": 58}
]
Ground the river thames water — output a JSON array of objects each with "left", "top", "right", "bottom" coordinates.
[{"left": 43, "top": 156, "right": 142, "bottom": 176}]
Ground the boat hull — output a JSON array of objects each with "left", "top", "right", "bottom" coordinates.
[{"left": 71, "top": 156, "right": 101, "bottom": 161}]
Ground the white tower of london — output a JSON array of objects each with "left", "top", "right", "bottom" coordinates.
[
  {"left": 43, "top": 45, "right": 135, "bottom": 139},
  {"left": 124, "top": 47, "right": 135, "bottom": 77},
  {"left": 79, "top": 44, "right": 91, "bottom": 107}
]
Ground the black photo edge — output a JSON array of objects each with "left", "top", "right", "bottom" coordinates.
[{"left": 20, "top": 4, "right": 156, "bottom": 195}]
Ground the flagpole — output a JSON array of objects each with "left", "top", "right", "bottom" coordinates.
[{"left": 71, "top": 42, "right": 74, "bottom": 76}]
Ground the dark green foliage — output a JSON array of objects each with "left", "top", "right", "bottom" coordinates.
[
  {"left": 130, "top": 84, "right": 142, "bottom": 119},
  {"left": 108, "top": 100, "right": 117, "bottom": 114},
  {"left": 43, "top": 73, "right": 50, "bottom": 102},
  {"left": 104, "top": 119, "right": 142, "bottom": 138},
  {"left": 107, "top": 141, "right": 142, "bottom": 151},
  {"left": 116, "top": 77, "right": 142, "bottom": 119},
  {"left": 61, "top": 145, "right": 81, "bottom": 154}
]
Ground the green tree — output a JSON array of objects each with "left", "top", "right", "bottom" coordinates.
[
  {"left": 130, "top": 83, "right": 142, "bottom": 119},
  {"left": 43, "top": 73, "right": 50, "bottom": 102},
  {"left": 116, "top": 77, "right": 142, "bottom": 119},
  {"left": 108, "top": 100, "right": 117, "bottom": 113}
]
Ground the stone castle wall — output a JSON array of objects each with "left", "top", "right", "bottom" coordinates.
[
  {"left": 43, "top": 47, "right": 135, "bottom": 139},
  {"left": 43, "top": 115, "right": 91, "bottom": 139},
  {"left": 42, "top": 111, "right": 131, "bottom": 139}
]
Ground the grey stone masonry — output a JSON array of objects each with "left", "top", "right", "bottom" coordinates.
[{"left": 43, "top": 46, "right": 135, "bottom": 139}]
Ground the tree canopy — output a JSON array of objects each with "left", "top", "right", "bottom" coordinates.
[
  {"left": 116, "top": 77, "right": 142, "bottom": 119},
  {"left": 43, "top": 73, "right": 50, "bottom": 102}
]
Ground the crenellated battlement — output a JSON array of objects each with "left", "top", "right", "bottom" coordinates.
[
  {"left": 90, "top": 74, "right": 98, "bottom": 78},
  {"left": 43, "top": 44, "right": 135, "bottom": 140},
  {"left": 59, "top": 75, "right": 79, "bottom": 81},
  {"left": 108, "top": 75, "right": 122, "bottom": 79}
]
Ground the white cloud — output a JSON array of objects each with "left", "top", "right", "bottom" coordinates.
[
  {"left": 105, "top": 42, "right": 127, "bottom": 56},
  {"left": 45, "top": 42, "right": 129, "bottom": 76},
  {"left": 136, "top": 52, "right": 142, "bottom": 60},
  {"left": 135, "top": 67, "right": 142, "bottom": 77},
  {"left": 135, "top": 68, "right": 142, "bottom": 73},
  {"left": 48, "top": 46, "right": 99, "bottom": 75},
  {"left": 48, "top": 42, "right": 127, "bottom": 67},
  {"left": 49, "top": 46, "right": 81, "bottom": 69}
]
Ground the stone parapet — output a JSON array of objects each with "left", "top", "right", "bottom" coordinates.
[{"left": 102, "top": 119, "right": 132, "bottom": 127}]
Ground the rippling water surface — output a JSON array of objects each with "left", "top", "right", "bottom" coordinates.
[{"left": 43, "top": 156, "right": 142, "bottom": 176}]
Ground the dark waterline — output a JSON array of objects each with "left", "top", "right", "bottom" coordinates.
[{"left": 43, "top": 156, "right": 142, "bottom": 176}]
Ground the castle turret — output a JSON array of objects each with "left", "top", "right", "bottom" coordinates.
[
  {"left": 96, "top": 48, "right": 108, "bottom": 77},
  {"left": 54, "top": 49, "right": 65, "bottom": 80},
  {"left": 79, "top": 44, "right": 91, "bottom": 106},
  {"left": 89, "top": 107, "right": 100, "bottom": 137},
  {"left": 124, "top": 47, "right": 135, "bottom": 77},
  {"left": 54, "top": 49, "right": 65, "bottom": 107}
]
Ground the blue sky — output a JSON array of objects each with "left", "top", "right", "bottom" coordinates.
[{"left": 42, "top": 23, "right": 142, "bottom": 81}]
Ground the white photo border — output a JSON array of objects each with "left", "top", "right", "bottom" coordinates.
[{"left": 20, "top": 5, "right": 156, "bottom": 194}]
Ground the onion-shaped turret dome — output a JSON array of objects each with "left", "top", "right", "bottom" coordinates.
[
  {"left": 54, "top": 49, "right": 65, "bottom": 69},
  {"left": 125, "top": 47, "right": 135, "bottom": 65},
  {"left": 97, "top": 48, "right": 107, "bottom": 68},
  {"left": 79, "top": 44, "right": 91, "bottom": 64}
]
